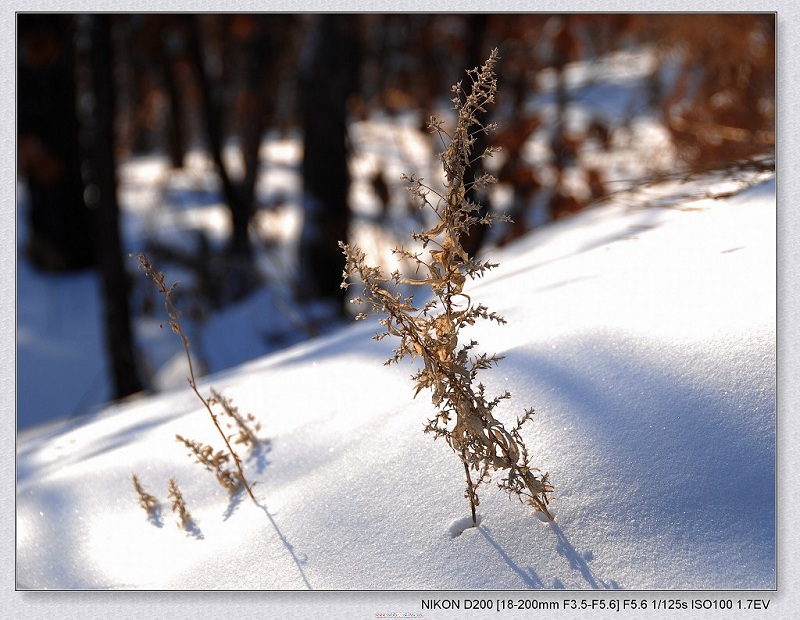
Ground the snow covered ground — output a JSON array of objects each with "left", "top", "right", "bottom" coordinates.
[
  {"left": 17, "top": 171, "right": 777, "bottom": 598},
  {"left": 11, "top": 23, "right": 796, "bottom": 616}
]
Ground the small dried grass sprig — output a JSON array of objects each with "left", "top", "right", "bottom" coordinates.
[
  {"left": 175, "top": 434, "right": 241, "bottom": 493},
  {"left": 209, "top": 387, "right": 261, "bottom": 449},
  {"left": 167, "top": 477, "right": 193, "bottom": 529},
  {"left": 132, "top": 473, "right": 160, "bottom": 520}
]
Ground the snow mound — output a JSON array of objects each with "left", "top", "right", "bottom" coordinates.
[{"left": 17, "top": 177, "right": 775, "bottom": 591}]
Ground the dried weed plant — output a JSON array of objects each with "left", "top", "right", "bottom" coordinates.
[
  {"left": 167, "top": 477, "right": 193, "bottom": 529},
  {"left": 210, "top": 387, "right": 261, "bottom": 449},
  {"left": 132, "top": 473, "right": 161, "bottom": 522},
  {"left": 175, "top": 434, "right": 241, "bottom": 493},
  {"left": 134, "top": 253, "right": 256, "bottom": 501},
  {"left": 340, "top": 49, "right": 553, "bottom": 526}
]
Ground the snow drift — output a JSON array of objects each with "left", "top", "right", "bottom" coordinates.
[{"left": 16, "top": 176, "right": 775, "bottom": 591}]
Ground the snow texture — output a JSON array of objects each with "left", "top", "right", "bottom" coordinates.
[{"left": 17, "top": 177, "right": 776, "bottom": 593}]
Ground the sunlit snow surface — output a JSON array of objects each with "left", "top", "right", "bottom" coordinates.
[{"left": 17, "top": 177, "right": 775, "bottom": 590}]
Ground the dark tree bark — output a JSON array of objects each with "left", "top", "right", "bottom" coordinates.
[
  {"left": 85, "top": 14, "right": 145, "bottom": 399},
  {"left": 237, "top": 16, "right": 268, "bottom": 216},
  {"left": 298, "top": 15, "right": 361, "bottom": 307},
  {"left": 184, "top": 15, "right": 272, "bottom": 303},
  {"left": 186, "top": 15, "right": 250, "bottom": 257},
  {"left": 157, "top": 17, "right": 187, "bottom": 169},
  {"left": 550, "top": 16, "right": 575, "bottom": 172},
  {"left": 232, "top": 14, "right": 297, "bottom": 247},
  {"left": 18, "top": 15, "right": 96, "bottom": 271},
  {"left": 461, "top": 14, "right": 492, "bottom": 258}
]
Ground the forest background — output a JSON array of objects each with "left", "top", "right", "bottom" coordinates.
[{"left": 16, "top": 12, "right": 775, "bottom": 427}]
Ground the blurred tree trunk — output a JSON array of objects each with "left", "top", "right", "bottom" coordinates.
[
  {"left": 298, "top": 15, "right": 361, "bottom": 307},
  {"left": 551, "top": 17, "right": 574, "bottom": 171},
  {"left": 234, "top": 14, "right": 297, "bottom": 238},
  {"left": 18, "top": 15, "right": 96, "bottom": 271},
  {"left": 186, "top": 15, "right": 256, "bottom": 301},
  {"left": 461, "top": 14, "right": 491, "bottom": 258},
  {"left": 182, "top": 15, "right": 299, "bottom": 304},
  {"left": 186, "top": 15, "right": 247, "bottom": 246},
  {"left": 85, "top": 14, "right": 145, "bottom": 399},
  {"left": 548, "top": 16, "right": 582, "bottom": 221},
  {"left": 157, "top": 17, "right": 187, "bottom": 169}
]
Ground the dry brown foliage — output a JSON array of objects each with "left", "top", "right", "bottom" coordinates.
[
  {"left": 341, "top": 50, "right": 553, "bottom": 526},
  {"left": 132, "top": 473, "right": 160, "bottom": 520},
  {"left": 167, "top": 477, "right": 193, "bottom": 529},
  {"left": 134, "top": 253, "right": 256, "bottom": 500},
  {"left": 210, "top": 387, "right": 261, "bottom": 449},
  {"left": 175, "top": 434, "right": 241, "bottom": 493}
]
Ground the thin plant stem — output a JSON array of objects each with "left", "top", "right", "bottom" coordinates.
[
  {"left": 462, "top": 450, "right": 478, "bottom": 527},
  {"left": 134, "top": 253, "right": 255, "bottom": 502}
]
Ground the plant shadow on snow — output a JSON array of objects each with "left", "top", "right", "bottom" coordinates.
[
  {"left": 253, "top": 499, "right": 313, "bottom": 590},
  {"left": 441, "top": 326, "right": 773, "bottom": 590},
  {"left": 448, "top": 513, "right": 618, "bottom": 589},
  {"left": 145, "top": 503, "right": 165, "bottom": 529},
  {"left": 549, "top": 521, "right": 620, "bottom": 589},
  {"left": 247, "top": 436, "right": 273, "bottom": 475},
  {"left": 182, "top": 516, "right": 204, "bottom": 540},
  {"left": 213, "top": 437, "right": 312, "bottom": 587},
  {"left": 478, "top": 522, "right": 619, "bottom": 590},
  {"left": 502, "top": 331, "right": 775, "bottom": 588},
  {"left": 221, "top": 439, "right": 273, "bottom": 521},
  {"left": 477, "top": 524, "right": 545, "bottom": 588},
  {"left": 221, "top": 487, "right": 247, "bottom": 522}
]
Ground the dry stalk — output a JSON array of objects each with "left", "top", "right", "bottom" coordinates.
[
  {"left": 210, "top": 387, "right": 261, "bottom": 449},
  {"left": 132, "top": 473, "right": 160, "bottom": 519},
  {"left": 167, "top": 477, "right": 193, "bottom": 529},
  {"left": 341, "top": 49, "right": 553, "bottom": 524},
  {"left": 134, "top": 253, "right": 255, "bottom": 501}
]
